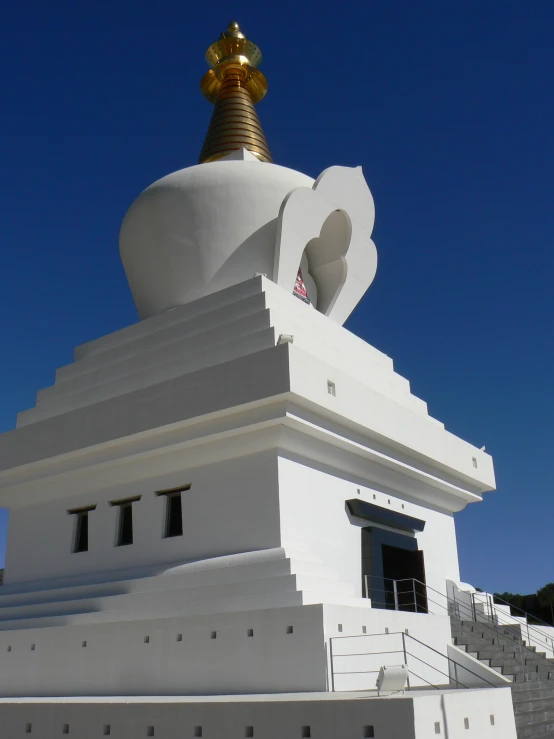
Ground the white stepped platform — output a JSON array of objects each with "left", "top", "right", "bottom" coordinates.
[
  {"left": 18, "top": 276, "right": 430, "bottom": 426},
  {"left": 0, "top": 689, "right": 518, "bottom": 739}
]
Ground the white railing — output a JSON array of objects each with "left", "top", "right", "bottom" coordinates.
[{"left": 329, "top": 631, "right": 499, "bottom": 693}]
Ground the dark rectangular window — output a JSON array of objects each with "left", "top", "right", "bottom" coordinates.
[
  {"left": 165, "top": 493, "right": 183, "bottom": 538},
  {"left": 110, "top": 496, "right": 141, "bottom": 547},
  {"left": 156, "top": 484, "right": 190, "bottom": 539},
  {"left": 68, "top": 505, "right": 96, "bottom": 553},
  {"left": 118, "top": 503, "right": 133, "bottom": 546},
  {"left": 75, "top": 512, "right": 88, "bottom": 552}
]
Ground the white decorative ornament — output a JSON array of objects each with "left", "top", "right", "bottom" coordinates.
[{"left": 274, "top": 165, "right": 378, "bottom": 325}]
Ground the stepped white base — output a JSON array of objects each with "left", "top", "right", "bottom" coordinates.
[{"left": 0, "top": 688, "right": 517, "bottom": 739}]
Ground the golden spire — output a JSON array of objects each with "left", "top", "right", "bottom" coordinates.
[{"left": 198, "top": 22, "right": 273, "bottom": 164}]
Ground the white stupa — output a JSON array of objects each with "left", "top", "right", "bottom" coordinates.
[{"left": 0, "top": 20, "right": 538, "bottom": 739}]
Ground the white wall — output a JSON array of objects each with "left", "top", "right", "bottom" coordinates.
[
  {"left": 447, "top": 645, "right": 512, "bottom": 688},
  {"left": 413, "top": 688, "right": 517, "bottom": 739},
  {"left": 0, "top": 605, "right": 327, "bottom": 697},
  {"left": 322, "top": 605, "right": 453, "bottom": 692},
  {"left": 278, "top": 456, "right": 461, "bottom": 601},
  {"left": 0, "top": 688, "right": 516, "bottom": 739},
  {"left": 5, "top": 452, "right": 281, "bottom": 586}
]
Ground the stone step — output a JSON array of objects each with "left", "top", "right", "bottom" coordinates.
[
  {"left": 455, "top": 637, "right": 526, "bottom": 653},
  {"left": 513, "top": 696, "right": 554, "bottom": 715},
  {"left": 477, "top": 649, "right": 522, "bottom": 660},
  {"left": 515, "top": 707, "right": 554, "bottom": 728},
  {"left": 458, "top": 625, "right": 525, "bottom": 643},
  {"left": 502, "top": 665, "right": 553, "bottom": 677},
  {"left": 512, "top": 681, "right": 554, "bottom": 695},
  {"left": 513, "top": 689, "right": 554, "bottom": 704},
  {"left": 512, "top": 673, "right": 554, "bottom": 683},
  {"left": 516, "top": 717, "right": 554, "bottom": 739},
  {"left": 456, "top": 626, "right": 522, "bottom": 641},
  {"left": 487, "top": 656, "right": 549, "bottom": 669},
  {"left": 456, "top": 636, "right": 551, "bottom": 666}
]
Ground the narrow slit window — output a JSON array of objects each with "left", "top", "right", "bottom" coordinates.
[
  {"left": 165, "top": 493, "right": 183, "bottom": 538},
  {"left": 68, "top": 505, "right": 96, "bottom": 554},
  {"left": 156, "top": 485, "right": 190, "bottom": 538},
  {"left": 110, "top": 496, "right": 140, "bottom": 547},
  {"left": 74, "top": 512, "right": 88, "bottom": 553},
  {"left": 118, "top": 503, "right": 133, "bottom": 546}
]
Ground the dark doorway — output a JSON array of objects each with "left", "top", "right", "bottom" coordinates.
[
  {"left": 382, "top": 544, "right": 427, "bottom": 612},
  {"left": 361, "top": 527, "right": 427, "bottom": 613}
]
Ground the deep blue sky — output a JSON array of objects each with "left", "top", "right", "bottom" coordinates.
[{"left": 0, "top": 1, "right": 552, "bottom": 594}]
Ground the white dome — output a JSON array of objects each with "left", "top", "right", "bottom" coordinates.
[{"left": 120, "top": 154, "right": 314, "bottom": 319}]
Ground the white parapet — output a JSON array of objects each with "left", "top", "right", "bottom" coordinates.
[{"left": 0, "top": 688, "right": 517, "bottom": 739}]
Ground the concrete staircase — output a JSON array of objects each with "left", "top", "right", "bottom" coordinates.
[{"left": 451, "top": 615, "right": 554, "bottom": 738}]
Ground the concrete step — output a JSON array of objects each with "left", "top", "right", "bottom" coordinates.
[
  {"left": 514, "top": 690, "right": 554, "bottom": 704},
  {"left": 512, "top": 673, "right": 554, "bottom": 683},
  {"left": 515, "top": 707, "right": 554, "bottom": 728},
  {"left": 512, "top": 681, "right": 554, "bottom": 696},
  {"left": 487, "top": 656, "right": 550, "bottom": 669},
  {"left": 456, "top": 626, "right": 522, "bottom": 641},
  {"left": 458, "top": 624, "right": 525, "bottom": 643},
  {"left": 477, "top": 649, "right": 520, "bottom": 660},
  {"left": 503, "top": 665, "right": 554, "bottom": 677},
  {"left": 514, "top": 697, "right": 554, "bottom": 715},
  {"left": 456, "top": 637, "right": 525, "bottom": 653},
  {"left": 456, "top": 636, "right": 552, "bottom": 666},
  {"left": 516, "top": 717, "right": 554, "bottom": 738}
]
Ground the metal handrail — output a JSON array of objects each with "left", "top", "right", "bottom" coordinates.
[
  {"left": 491, "top": 591, "right": 554, "bottom": 633},
  {"left": 329, "top": 630, "right": 498, "bottom": 692},
  {"left": 460, "top": 590, "right": 554, "bottom": 653},
  {"left": 381, "top": 576, "right": 554, "bottom": 651},
  {"left": 363, "top": 575, "right": 554, "bottom": 672}
]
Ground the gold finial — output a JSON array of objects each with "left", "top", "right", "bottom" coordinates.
[
  {"left": 198, "top": 22, "right": 272, "bottom": 164},
  {"left": 225, "top": 21, "right": 244, "bottom": 38}
]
